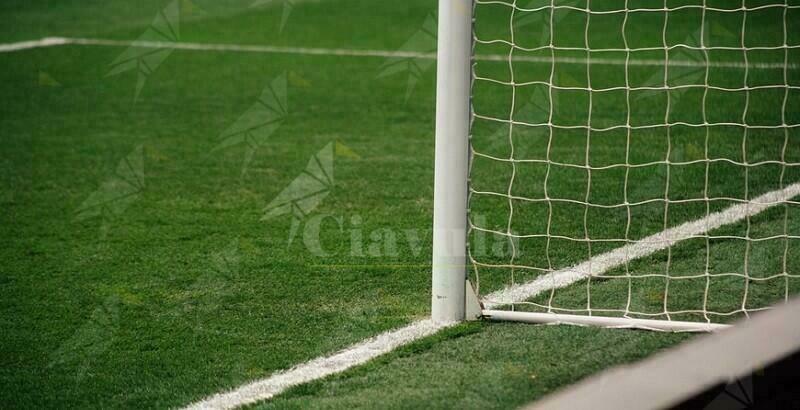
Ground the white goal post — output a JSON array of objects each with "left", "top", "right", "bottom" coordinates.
[
  {"left": 432, "top": 0, "right": 800, "bottom": 331},
  {"left": 431, "top": 0, "right": 473, "bottom": 323}
]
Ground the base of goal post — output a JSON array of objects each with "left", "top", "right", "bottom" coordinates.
[
  {"left": 465, "top": 280, "right": 483, "bottom": 321},
  {"left": 482, "top": 310, "right": 731, "bottom": 332}
]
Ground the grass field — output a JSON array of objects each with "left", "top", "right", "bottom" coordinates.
[{"left": 1, "top": 0, "right": 798, "bottom": 408}]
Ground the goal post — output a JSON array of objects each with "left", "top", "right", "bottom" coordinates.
[
  {"left": 433, "top": 0, "right": 800, "bottom": 330},
  {"left": 431, "top": 0, "right": 474, "bottom": 323}
]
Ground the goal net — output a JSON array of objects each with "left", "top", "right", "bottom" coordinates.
[{"left": 454, "top": 0, "right": 800, "bottom": 330}]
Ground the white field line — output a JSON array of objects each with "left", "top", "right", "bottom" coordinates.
[
  {"left": 0, "top": 37, "right": 69, "bottom": 52},
  {"left": 183, "top": 320, "right": 454, "bottom": 410},
  {"left": 183, "top": 183, "right": 800, "bottom": 410},
  {"left": 1, "top": 36, "right": 797, "bottom": 70},
  {"left": 483, "top": 182, "right": 800, "bottom": 308}
]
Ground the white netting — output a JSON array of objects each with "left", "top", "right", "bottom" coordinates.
[{"left": 468, "top": 0, "right": 800, "bottom": 326}]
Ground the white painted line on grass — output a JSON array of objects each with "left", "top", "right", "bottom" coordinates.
[
  {"left": 182, "top": 183, "right": 800, "bottom": 410},
  {"left": 183, "top": 319, "right": 453, "bottom": 410},
  {"left": 483, "top": 182, "right": 800, "bottom": 308},
  {"left": 1, "top": 36, "right": 797, "bottom": 70},
  {"left": 0, "top": 37, "right": 69, "bottom": 52},
  {"left": 65, "top": 37, "right": 439, "bottom": 60}
]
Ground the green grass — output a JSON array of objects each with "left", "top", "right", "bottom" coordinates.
[
  {"left": 1, "top": 1, "right": 440, "bottom": 407},
  {"left": 0, "top": 0, "right": 798, "bottom": 408},
  {"left": 251, "top": 323, "right": 693, "bottom": 410}
]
